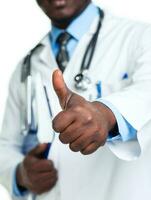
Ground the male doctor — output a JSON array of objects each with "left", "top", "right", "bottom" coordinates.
[{"left": 1, "top": 0, "right": 151, "bottom": 200}]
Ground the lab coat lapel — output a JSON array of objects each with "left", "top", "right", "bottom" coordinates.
[
  {"left": 38, "top": 34, "right": 58, "bottom": 70},
  {"left": 32, "top": 35, "right": 62, "bottom": 200},
  {"left": 35, "top": 34, "right": 64, "bottom": 120},
  {"left": 30, "top": 34, "right": 61, "bottom": 117}
]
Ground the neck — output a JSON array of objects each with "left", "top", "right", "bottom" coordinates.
[{"left": 52, "top": 1, "right": 91, "bottom": 29}]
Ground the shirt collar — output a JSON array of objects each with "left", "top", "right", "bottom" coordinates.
[{"left": 50, "top": 3, "right": 99, "bottom": 44}]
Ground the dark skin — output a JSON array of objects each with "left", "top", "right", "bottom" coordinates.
[
  {"left": 36, "top": 0, "right": 91, "bottom": 29},
  {"left": 16, "top": 144, "right": 58, "bottom": 195},
  {"left": 17, "top": 0, "right": 117, "bottom": 195},
  {"left": 52, "top": 70, "right": 116, "bottom": 155}
]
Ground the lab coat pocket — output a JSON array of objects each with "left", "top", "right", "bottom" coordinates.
[
  {"left": 101, "top": 73, "right": 132, "bottom": 96},
  {"left": 86, "top": 80, "right": 113, "bottom": 101},
  {"left": 108, "top": 76, "right": 132, "bottom": 92},
  {"left": 86, "top": 77, "right": 132, "bottom": 102}
]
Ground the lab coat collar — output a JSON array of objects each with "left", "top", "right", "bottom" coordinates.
[{"left": 37, "top": 33, "right": 58, "bottom": 70}]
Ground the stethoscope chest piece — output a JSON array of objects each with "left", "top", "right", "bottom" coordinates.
[{"left": 74, "top": 70, "right": 91, "bottom": 91}]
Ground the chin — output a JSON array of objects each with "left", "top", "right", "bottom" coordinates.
[
  {"left": 47, "top": 7, "right": 74, "bottom": 23},
  {"left": 51, "top": 15, "right": 73, "bottom": 28}
]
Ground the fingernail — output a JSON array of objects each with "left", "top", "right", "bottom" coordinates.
[{"left": 57, "top": 70, "right": 62, "bottom": 76}]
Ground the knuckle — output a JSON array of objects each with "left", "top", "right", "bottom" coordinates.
[
  {"left": 86, "top": 114, "right": 93, "bottom": 123},
  {"left": 73, "top": 106, "right": 93, "bottom": 124},
  {"left": 52, "top": 119, "right": 59, "bottom": 132},
  {"left": 69, "top": 143, "right": 80, "bottom": 152},
  {"left": 85, "top": 110, "right": 93, "bottom": 123},
  {"left": 83, "top": 111, "right": 94, "bottom": 125},
  {"left": 83, "top": 113, "right": 93, "bottom": 124},
  {"left": 81, "top": 149, "right": 91, "bottom": 155},
  {"left": 59, "top": 134, "right": 69, "bottom": 144},
  {"left": 83, "top": 150, "right": 92, "bottom": 155},
  {"left": 81, "top": 144, "right": 98, "bottom": 155},
  {"left": 72, "top": 105, "right": 82, "bottom": 113},
  {"left": 52, "top": 112, "right": 63, "bottom": 132}
]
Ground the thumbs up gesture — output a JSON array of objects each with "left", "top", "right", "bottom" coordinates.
[{"left": 52, "top": 70, "right": 116, "bottom": 155}]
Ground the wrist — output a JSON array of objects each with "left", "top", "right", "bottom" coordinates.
[{"left": 92, "top": 101, "right": 117, "bottom": 132}]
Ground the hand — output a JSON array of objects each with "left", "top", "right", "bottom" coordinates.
[
  {"left": 16, "top": 143, "right": 58, "bottom": 195},
  {"left": 52, "top": 70, "right": 116, "bottom": 155}
]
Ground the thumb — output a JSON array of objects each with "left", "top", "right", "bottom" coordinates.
[
  {"left": 52, "top": 69, "right": 72, "bottom": 109},
  {"left": 28, "top": 143, "right": 48, "bottom": 158}
]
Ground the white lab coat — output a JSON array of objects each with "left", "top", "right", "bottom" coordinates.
[{"left": 1, "top": 9, "right": 151, "bottom": 200}]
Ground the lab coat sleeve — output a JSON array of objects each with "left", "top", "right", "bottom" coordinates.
[
  {"left": 100, "top": 99, "right": 137, "bottom": 142},
  {"left": 101, "top": 26, "right": 151, "bottom": 161},
  {"left": 0, "top": 63, "right": 28, "bottom": 200}
]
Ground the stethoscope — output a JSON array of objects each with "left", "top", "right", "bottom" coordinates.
[
  {"left": 21, "top": 7, "right": 104, "bottom": 91},
  {"left": 74, "top": 8, "right": 104, "bottom": 91}
]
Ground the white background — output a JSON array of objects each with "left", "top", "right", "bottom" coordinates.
[{"left": 0, "top": 0, "right": 151, "bottom": 199}]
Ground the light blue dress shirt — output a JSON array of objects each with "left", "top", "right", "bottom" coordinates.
[{"left": 13, "top": 2, "right": 136, "bottom": 197}]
